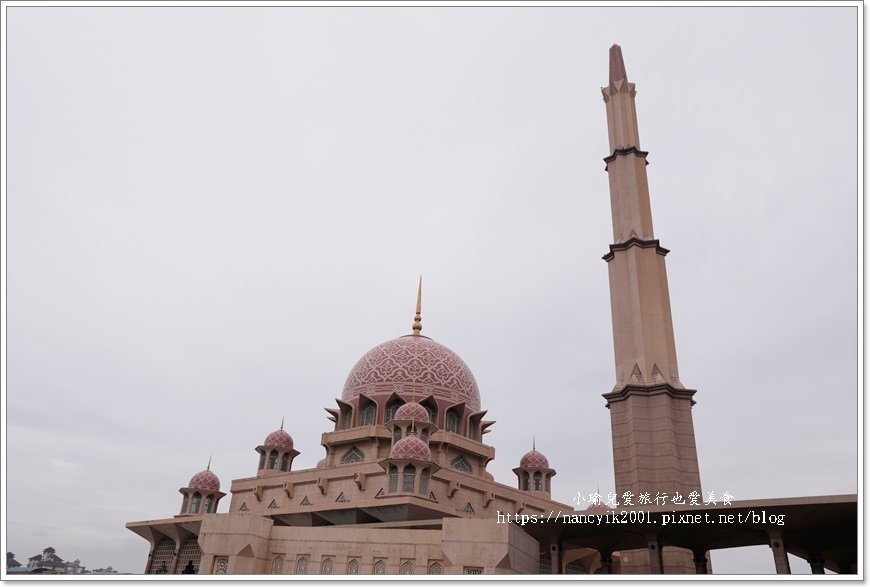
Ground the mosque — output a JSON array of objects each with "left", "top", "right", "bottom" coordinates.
[{"left": 125, "top": 45, "right": 857, "bottom": 575}]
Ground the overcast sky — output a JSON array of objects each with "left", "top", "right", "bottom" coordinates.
[{"left": 4, "top": 4, "right": 859, "bottom": 575}]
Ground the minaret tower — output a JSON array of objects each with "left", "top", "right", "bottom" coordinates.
[{"left": 601, "top": 45, "right": 702, "bottom": 572}]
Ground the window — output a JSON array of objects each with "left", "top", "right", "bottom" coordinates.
[
  {"left": 469, "top": 419, "right": 479, "bottom": 440},
  {"left": 180, "top": 495, "right": 189, "bottom": 515},
  {"left": 522, "top": 472, "right": 530, "bottom": 491},
  {"left": 281, "top": 453, "right": 291, "bottom": 471},
  {"left": 149, "top": 539, "right": 175, "bottom": 574},
  {"left": 191, "top": 492, "right": 201, "bottom": 514},
  {"left": 341, "top": 447, "right": 364, "bottom": 464},
  {"left": 258, "top": 452, "right": 266, "bottom": 470},
  {"left": 420, "top": 468, "right": 430, "bottom": 495},
  {"left": 175, "top": 537, "right": 202, "bottom": 574},
  {"left": 545, "top": 477, "right": 551, "bottom": 492},
  {"left": 212, "top": 557, "right": 229, "bottom": 575},
  {"left": 393, "top": 427, "right": 402, "bottom": 443},
  {"left": 428, "top": 562, "right": 443, "bottom": 575},
  {"left": 463, "top": 502, "right": 475, "bottom": 514},
  {"left": 271, "top": 556, "right": 283, "bottom": 575},
  {"left": 464, "top": 567, "right": 483, "bottom": 574},
  {"left": 203, "top": 494, "right": 213, "bottom": 513},
  {"left": 389, "top": 465, "right": 398, "bottom": 493},
  {"left": 347, "top": 559, "right": 359, "bottom": 575},
  {"left": 420, "top": 429, "right": 429, "bottom": 442},
  {"left": 385, "top": 399, "right": 402, "bottom": 423},
  {"left": 295, "top": 557, "right": 308, "bottom": 575},
  {"left": 451, "top": 455, "right": 472, "bottom": 473},
  {"left": 423, "top": 402, "right": 437, "bottom": 425},
  {"left": 321, "top": 558, "right": 333, "bottom": 575},
  {"left": 403, "top": 465, "right": 416, "bottom": 493},
  {"left": 401, "top": 561, "right": 414, "bottom": 575},
  {"left": 373, "top": 560, "right": 386, "bottom": 575},
  {"left": 446, "top": 411, "right": 459, "bottom": 433},
  {"left": 268, "top": 450, "right": 278, "bottom": 469},
  {"left": 534, "top": 471, "right": 543, "bottom": 491},
  {"left": 361, "top": 405, "right": 376, "bottom": 426}
]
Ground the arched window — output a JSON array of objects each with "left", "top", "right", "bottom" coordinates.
[
  {"left": 347, "top": 559, "right": 359, "bottom": 575},
  {"left": 469, "top": 419, "right": 479, "bottom": 440},
  {"left": 361, "top": 405, "right": 376, "bottom": 426},
  {"left": 393, "top": 426, "right": 402, "bottom": 443},
  {"left": 420, "top": 428, "right": 429, "bottom": 442},
  {"left": 534, "top": 471, "right": 543, "bottom": 490},
  {"left": 451, "top": 455, "right": 472, "bottom": 473},
  {"left": 271, "top": 556, "right": 283, "bottom": 575},
  {"left": 281, "top": 453, "right": 291, "bottom": 471},
  {"left": 522, "top": 472, "right": 530, "bottom": 491},
  {"left": 295, "top": 557, "right": 308, "bottom": 575},
  {"left": 385, "top": 399, "right": 403, "bottom": 423},
  {"left": 203, "top": 494, "right": 213, "bottom": 513},
  {"left": 190, "top": 492, "right": 201, "bottom": 514},
  {"left": 341, "top": 447, "right": 364, "bottom": 464},
  {"left": 422, "top": 401, "right": 437, "bottom": 425},
  {"left": 373, "top": 560, "right": 386, "bottom": 575},
  {"left": 428, "top": 562, "right": 443, "bottom": 575},
  {"left": 258, "top": 452, "right": 266, "bottom": 470},
  {"left": 403, "top": 464, "right": 416, "bottom": 493},
  {"left": 320, "top": 558, "right": 333, "bottom": 575},
  {"left": 401, "top": 561, "right": 414, "bottom": 575},
  {"left": 420, "top": 468, "right": 430, "bottom": 495},
  {"left": 389, "top": 465, "right": 398, "bottom": 493},
  {"left": 446, "top": 411, "right": 459, "bottom": 433},
  {"left": 268, "top": 450, "right": 278, "bottom": 469}
]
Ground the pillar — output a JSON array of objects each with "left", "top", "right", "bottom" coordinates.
[
  {"left": 767, "top": 530, "right": 791, "bottom": 574},
  {"left": 647, "top": 535, "right": 664, "bottom": 574}
]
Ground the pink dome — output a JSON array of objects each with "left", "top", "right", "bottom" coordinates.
[
  {"left": 393, "top": 401, "right": 430, "bottom": 422},
  {"left": 343, "top": 336, "right": 480, "bottom": 411},
  {"left": 586, "top": 501, "right": 612, "bottom": 513},
  {"left": 519, "top": 449, "right": 550, "bottom": 469},
  {"left": 263, "top": 429, "right": 293, "bottom": 449},
  {"left": 389, "top": 435, "right": 432, "bottom": 461},
  {"left": 188, "top": 469, "right": 220, "bottom": 492}
]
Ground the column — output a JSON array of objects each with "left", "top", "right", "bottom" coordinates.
[
  {"left": 767, "top": 530, "right": 791, "bottom": 574},
  {"left": 646, "top": 535, "right": 664, "bottom": 574},
  {"left": 692, "top": 548, "right": 709, "bottom": 574}
]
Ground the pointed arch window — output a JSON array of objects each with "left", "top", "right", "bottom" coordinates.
[
  {"left": 428, "top": 562, "right": 443, "bottom": 575},
  {"left": 373, "top": 560, "right": 386, "bottom": 575},
  {"left": 446, "top": 410, "right": 459, "bottom": 433},
  {"left": 401, "top": 561, "right": 414, "bottom": 575},
  {"left": 420, "top": 468, "right": 430, "bottom": 495},
  {"left": 295, "top": 557, "right": 308, "bottom": 575},
  {"left": 281, "top": 453, "right": 291, "bottom": 471},
  {"left": 451, "top": 455, "right": 472, "bottom": 474},
  {"left": 385, "top": 398, "right": 403, "bottom": 423},
  {"left": 341, "top": 447, "right": 364, "bottom": 464},
  {"left": 321, "top": 558, "right": 333, "bottom": 575},
  {"left": 388, "top": 465, "right": 398, "bottom": 493},
  {"left": 268, "top": 450, "right": 278, "bottom": 469},
  {"left": 361, "top": 405, "right": 376, "bottom": 426},
  {"left": 393, "top": 426, "right": 402, "bottom": 443},
  {"left": 420, "top": 428, "right": 429, "bottom": 442},
  {"left": 534, "top": 471, "right": 543, "bottom": 491},
  {"left": 203, "top": 494, "right": 213, "bottom": 513},
  {"left": 522, "top": 472, "right": 530, "bottom": 491},
  {"left": 347, "top": 559, "right": 359, "bottom": 575},
  {"left": 271, "top": 556, "right": 283, "bottom": 575},
  {"left": 191, "top": 492, "right": 201, "bottom": 514},
  {"left": 403, "top": 464, "right": 416, "bottom": 493}
]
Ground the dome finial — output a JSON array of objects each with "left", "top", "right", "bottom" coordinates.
[
  {"left": 280, "top": 415, "right": 284, "bottom": 431},
  {"left": 207, "top": 455, "right": 212, "bottom": 471},
  {"left": 533, "top": 436, "right": 536, "bottom": 451},
  {"left": 412, "top": 276, "right": 423, "bottom": 335}
]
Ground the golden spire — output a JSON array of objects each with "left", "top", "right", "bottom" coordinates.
[{"left": 412, "top": 276, "right": 423, "bottom": 335}]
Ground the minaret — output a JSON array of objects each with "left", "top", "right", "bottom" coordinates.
[{"left": 601, "top": 45, "right": 702, "bottom": 573}]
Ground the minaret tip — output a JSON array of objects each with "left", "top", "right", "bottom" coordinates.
[
  {"left": 207, "top": 455, "right": 212, "bottom": 471},
  {"left": 609, "top": 44, "right": 627, "bottom": 83},
  {"left": 280, "top": 415, "right": 284, "bottom": 431},
  {"left": 412, "top": 276, "right": 423, "bottom": 335},
  {"left": 533, "top": 436, "right": 536, "bottom": 451}
]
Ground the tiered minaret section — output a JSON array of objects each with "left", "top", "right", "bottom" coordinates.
[{"left": 601, "top": 44, "right": 702, "bottom": 573}]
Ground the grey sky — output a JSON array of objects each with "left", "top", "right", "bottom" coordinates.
[{"left": 5, "top": 5, "right": 859, "bottom": 575}]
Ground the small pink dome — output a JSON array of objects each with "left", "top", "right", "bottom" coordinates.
[
  {"left": 389, "top": 435, "right": 431, "bottom": 461},
  {"left": 264, "top": 429, "right": 293, "bottom": 449},
  {"left": 586, "top": 501, "right": 612, "bottom": 513},
  {"left": 393, "top": 401, "right": 430, "bottom": 422},
  {"left": 519, "top": 449, "right": 550, "bottom": 469},
  {"left": 188, "top": 469, "right": 220, "bottom": 492}
]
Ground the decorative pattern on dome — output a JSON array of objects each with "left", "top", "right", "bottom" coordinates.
[
  {"left": 389, "top": 435, "right": 432, "bottom": 461},
  {"left": 343, "top": 336, "right": 480, "bottom": 410},
  {"left": 519, "top": 449, "right": 550, "bottom": 469},
  {"left": 393, "top": 401, "right": 430, "bottom": 422},
  {"left": 264, "top": 429, "right": 294, "bottom": 449},
  {"left": 188, "top": 469, "right": 220, "bottom": 491}
]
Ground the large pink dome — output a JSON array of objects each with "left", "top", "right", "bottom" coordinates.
[
  {"left": 343, "top": 335, "right": 480, "bottom": 410},
  {"left": 389, "top": 435, "right": 432, "bottom": 461},
  {"left": 188, "top": 469, "right": 220, "bottom": 492}
]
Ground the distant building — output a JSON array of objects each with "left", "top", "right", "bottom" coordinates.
[
  {"left": 6, "top": 552, "right": 22, "bottom": 569},
  {"left": 25, "top": 547, "right": 86, "bottom": 575},
  {"left": 90, "top": 566, "right": 119, "bottom": 575}
]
